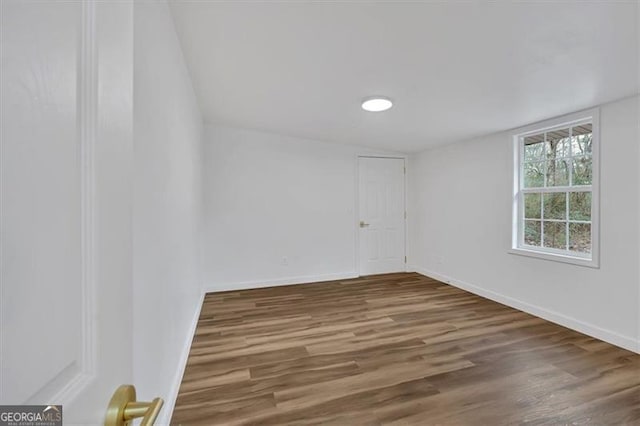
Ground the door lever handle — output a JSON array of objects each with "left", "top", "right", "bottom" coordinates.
[
  {"left": 359, "top": 221, "right": 370, "bottom": 228},
  {"left": 105, "top": 385, "right": 164, "bottom": 426}
]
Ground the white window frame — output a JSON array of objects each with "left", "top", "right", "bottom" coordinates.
[{"left": 510, "top": 107, "right": 600, "bottom": 268}]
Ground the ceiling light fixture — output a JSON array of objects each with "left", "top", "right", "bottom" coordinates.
[{"left": 361, "top": 96, "right": 393, "bottom": 112}]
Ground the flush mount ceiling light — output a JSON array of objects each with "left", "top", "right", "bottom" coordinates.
[{"left": 361, "top": 96, "right": 393, "bottom": 112}]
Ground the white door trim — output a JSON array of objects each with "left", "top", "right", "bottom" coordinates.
[{"left": 355, "top": 154, "right": 408, "bottom": 276}]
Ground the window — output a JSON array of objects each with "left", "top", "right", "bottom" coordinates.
[{"left": 511, "top": 109, "right": 599, "bottom": 267}]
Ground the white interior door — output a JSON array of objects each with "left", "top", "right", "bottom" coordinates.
[
  {"left": 1, "top": 1, "right": 134, "bottom": 423},
  {"left": 358, "top": 157, "right": 406, "bottom": 275}
]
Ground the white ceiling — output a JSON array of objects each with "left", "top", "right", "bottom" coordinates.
[{"left": 169, "top": 1, "right": 639, "bottom": 152}]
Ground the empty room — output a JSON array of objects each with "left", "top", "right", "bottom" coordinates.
[{"left": 1, "top": 0, "right": 639, "bottom": 425}]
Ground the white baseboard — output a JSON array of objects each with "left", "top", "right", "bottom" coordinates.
[
  {"left": 157, "top": 292, "right": 204, "bottom": 425},
  {"left": 413, "top": 266, "right": 639, "bottom": 354},
  {"left": 204, "top": 271, "right": 359, "bottom": 293}
]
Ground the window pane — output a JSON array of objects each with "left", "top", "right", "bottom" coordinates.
[
  {"left": 524, "top": 220, "right": 541, "bottom": 246},
  {"left": 544, "top": 193, "right": 566, "bottom": 220},
  {"left": 524, "top": 161, "right": 544, "bottom": 188},
  {"left": 524, "top": 193, "right": 541, "bottom": 219},
  {"left": 571, "top": 125, "right": 592, "bottom": 156},
  {"left": 516, "top": 120, "right": 595, "bottom": 260},
  {"left": 543, "top": 221, "right": 566, "bottom": 250},
  {"left": 546, "top": 159, "right": 570, "bottom": 186},
  {"left": 569, "top": 223, "right": 591, "bottom": 253},
  {"left": 524, "top": 134, "right": 544, "bottom": 161},
  {"left": 572, "top": 156, "right": 592, "bottom": 185},
  {"left": 557, "top": 139, "right": 571, "bottom": 158},
  {"left": 569, "top": 192, "right": 591, "bottom": 221},
  {"left": 546, "top": 128, "right": 570, "bottom": 158}
]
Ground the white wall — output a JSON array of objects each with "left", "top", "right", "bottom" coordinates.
[
  {"left": 408, "top": 95, "right": 640, "bottom": 352},
  {"left": 203, "top": 124, "right": 401, "bottom": 290},
  {"left": 133, "top": 0, "right": 204, "bottom": 419}
]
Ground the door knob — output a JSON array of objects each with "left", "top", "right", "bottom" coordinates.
[{"left": 359, "top": 221, "right": 370, "bottom": 228}]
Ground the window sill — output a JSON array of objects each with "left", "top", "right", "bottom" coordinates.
[{"left": 508, "top": 247, "right": 599, "bottom": 269}]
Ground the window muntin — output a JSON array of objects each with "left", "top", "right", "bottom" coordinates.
[{"left": 513, "top": 116, "right": 597, "bottom": 265}]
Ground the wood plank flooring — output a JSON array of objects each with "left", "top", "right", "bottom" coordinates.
[{"left": 171, "top": 273, "right": 640, "bottom": 425}]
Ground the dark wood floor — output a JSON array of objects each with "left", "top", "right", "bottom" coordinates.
[{"left": 172, "top": 273, "right": 640, "bottom": 425}]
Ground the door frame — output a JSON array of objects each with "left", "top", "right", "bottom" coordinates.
[{"left": 354, "top": 154, "right": 409, "bottom": 276}]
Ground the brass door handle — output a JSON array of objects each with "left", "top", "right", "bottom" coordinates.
[
  {"left": 359, "top": 221, "right": 370, "bottom": 228},
  {"left": 105, "top": 385, "right": 164, "bottom": 426}
]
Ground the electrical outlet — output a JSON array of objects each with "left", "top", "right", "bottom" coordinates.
[{"left": 282, "top": 256, "right": 289, "bottom": 266}]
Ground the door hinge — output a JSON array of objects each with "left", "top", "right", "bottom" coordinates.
[
  {"left": 404, "top": 256, "right": 407, "bottom": 263},
  {"left": 404, "top": 211, "right": 407, "bottom": 219},
  {"left": 404, "top": 166, "right": 406, "bottom": 174}
]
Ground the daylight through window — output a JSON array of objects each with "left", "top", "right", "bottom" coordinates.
[{"left": 512, "top": 112, "right": 599, "bottom": 267}]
